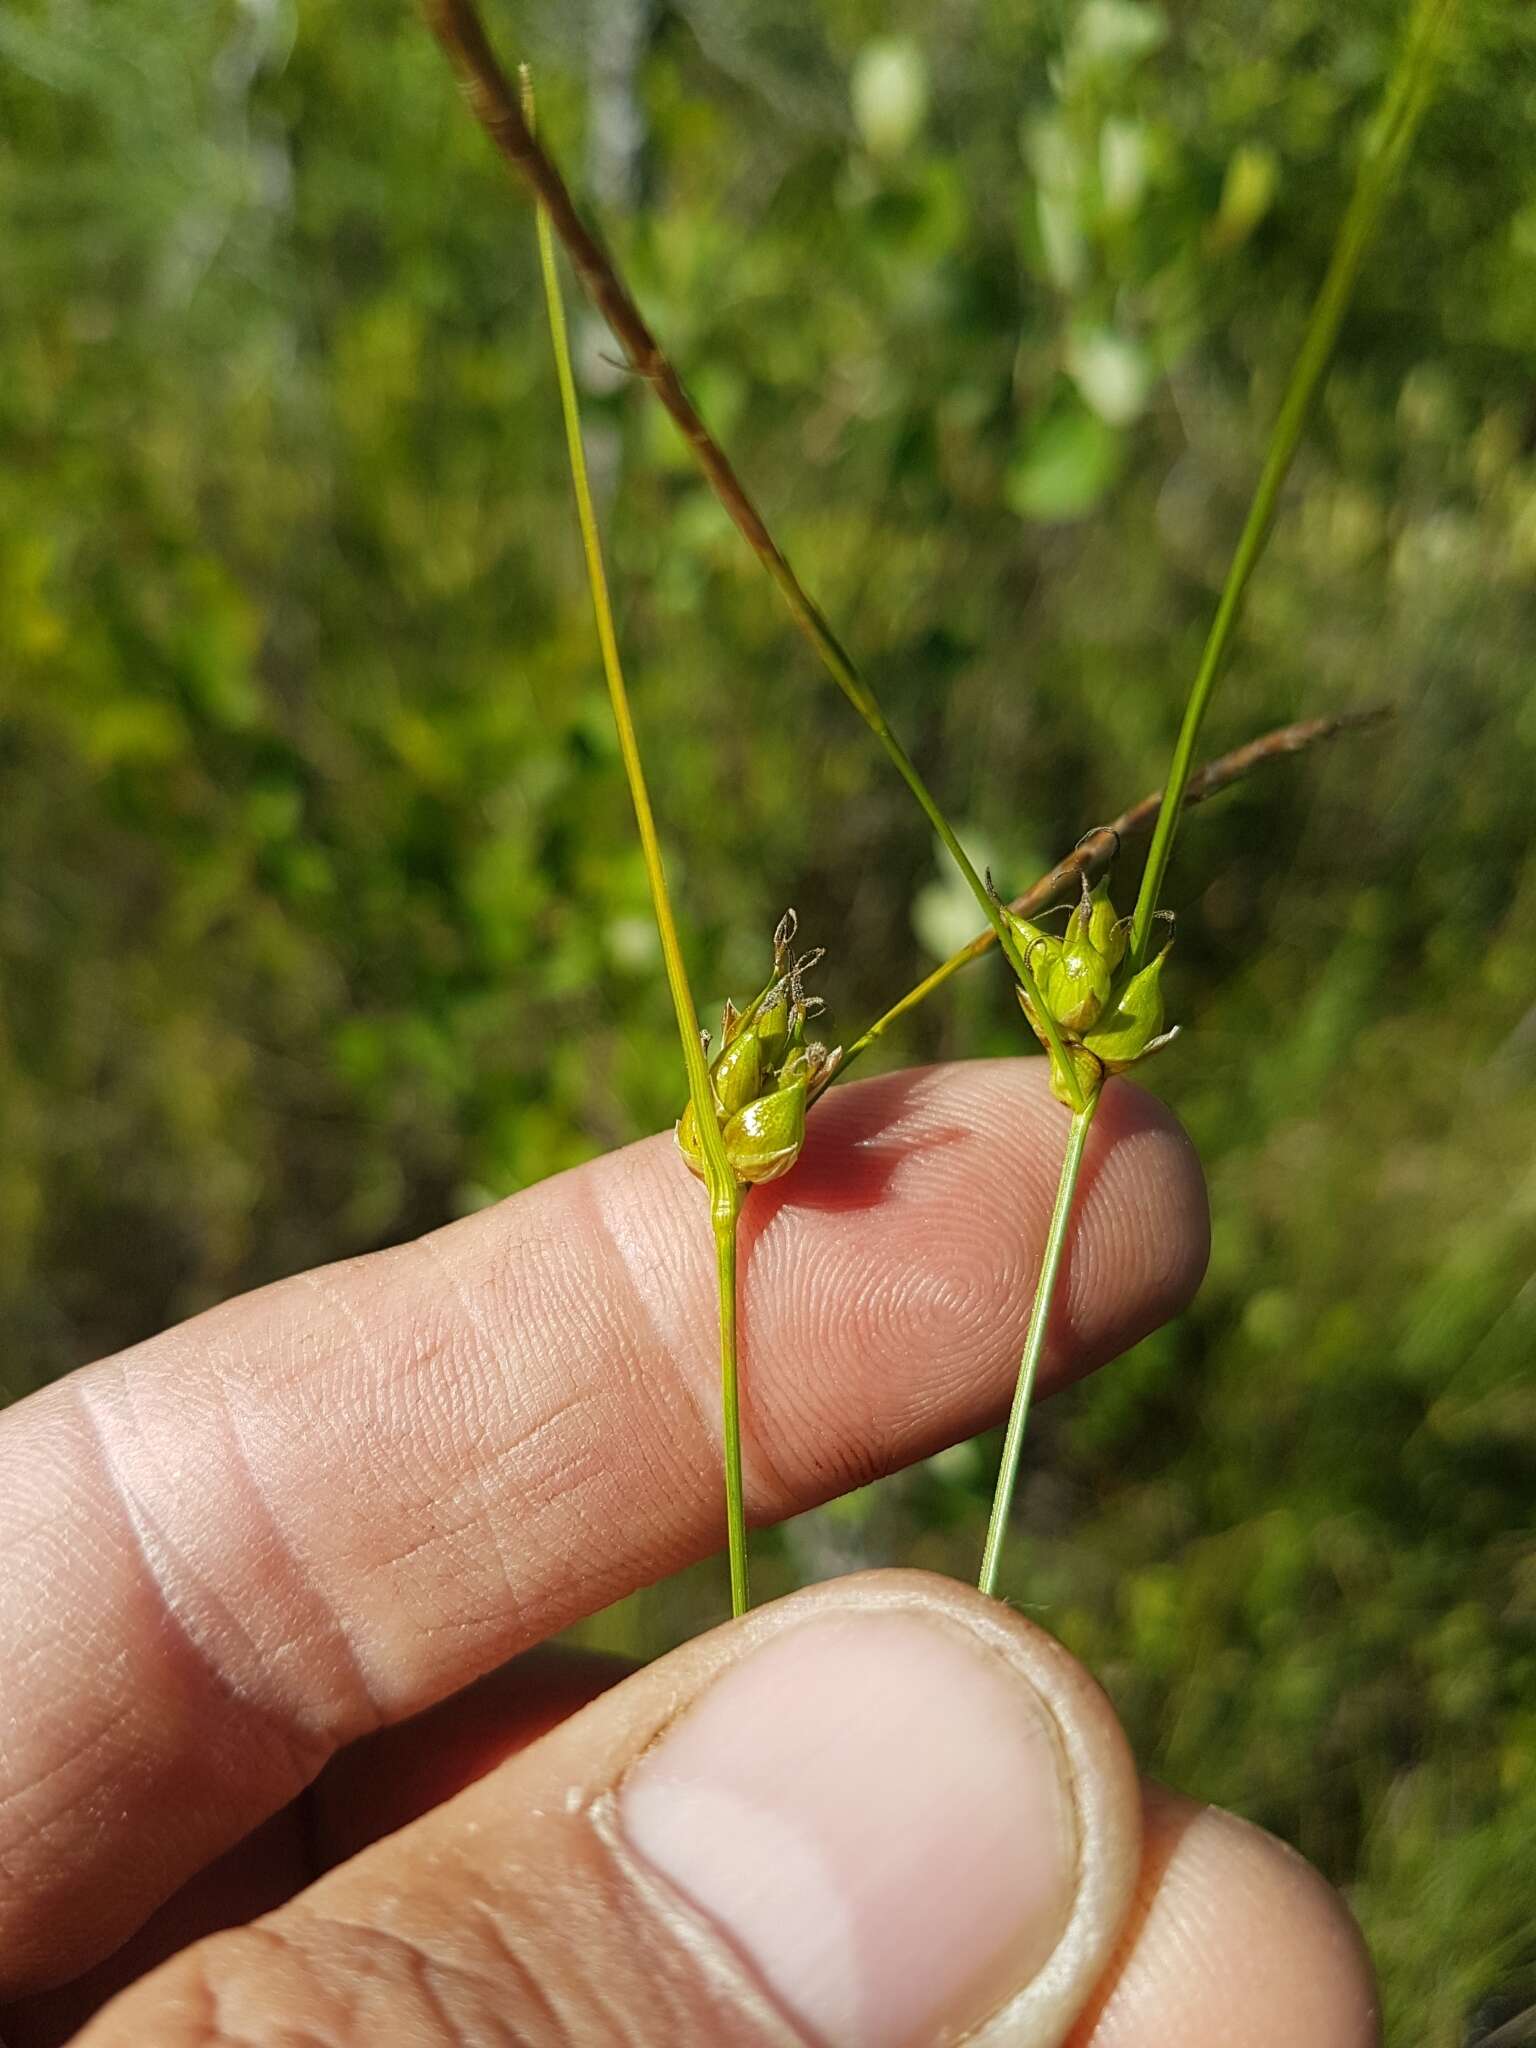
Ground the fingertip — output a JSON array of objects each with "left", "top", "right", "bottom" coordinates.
[
  {"left": 768, "top": 1058, "right": 1209, "bottom": 1392},
  {"left": 614, "top": 1568, "right": 1145, "bottom": 2048},
  {"left": 1069, "top": 1783, "right": 1380, "bottom": 2048}
]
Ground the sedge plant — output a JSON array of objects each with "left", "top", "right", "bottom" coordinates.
[
  {"left": 535, "top": 194, "right": 1361, "bottom": 1612},
  {"left": 436, "top": 0, "right": 1459, "bottom": 1610},
  {"left": 525, "top": 72, "right": 753, "bottom": 1614},
  {"left": 425, "top": 0, "right": 1086, "bottom": 1113},
  {"left": 527, "top": 73, "right": 845, "bottom": 1617},
  {"left": 978, "top": 0, "right": 1460, "bottom": 1594}
]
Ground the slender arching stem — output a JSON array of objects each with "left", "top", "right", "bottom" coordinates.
[
  {"left": 422, "top": 0, "right": 1085, "bottom": 1110},
  {"left": 838, "top": 709, "right": 1388, "bottom": 1081},
  {"left": 978, "top": 0, "right": 1457, "bottom": 1604},
  {"left": 1126, "top": 0, "right": 1459, "bottom": 969},
  {"left": 714, "top": 1191, "right": 749, "bottom": 1618},
  {"left": 528, "top": 72, "right": 750, "bottom": 1614},
  {"left": 978, "top": 1095, "right": 1098, "bottom": 1600}
]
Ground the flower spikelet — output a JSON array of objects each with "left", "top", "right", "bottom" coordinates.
[
  {"left": 676, "top": 911, "right": 841, "bottom": 1187},
  {"left": 1007, "top": 874, "right": 1178, "bottom": 1107}
]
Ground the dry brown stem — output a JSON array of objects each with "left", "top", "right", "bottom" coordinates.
[
  {"left": 421, "top": 0, "right": 863, "bottom": 703},
  {"left": 841, "top": 707, "right": 1391, "bottom": 1070}
]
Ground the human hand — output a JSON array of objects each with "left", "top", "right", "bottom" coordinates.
[{"left": 0, "top": 1061, "right": 1375, "bottom": 2046}]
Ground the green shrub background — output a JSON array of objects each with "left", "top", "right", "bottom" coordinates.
[{"left": 2, "top": 2, "right": 1533, "bottom": 2036}]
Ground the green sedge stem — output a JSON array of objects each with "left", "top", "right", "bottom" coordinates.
[
  {"left": 1127, "top": 0, "right": 1458, "bottom": 969},
  {"left": 527, "top": 71, "right": 751, "bottom": 1614},
  {"left": 838, "top": 708, "right": 1387, "bottom": 1082},
  {"left": 976, "top": 0, "right": 1452, "bottom": 1601},
  {"left": 978, "top": 1094, "right": 1098, "bottom": 1599},
  {"left": 528, "top": 93, "right": 711, "bottom": 1140},
  {"left": 422, "top": 2, "right": 1083, "bottom": 1108},
  {"left": 747, "top": 585, "right": 1086, "bottom": 1109},
  {"left": 842, "top": 951, "right": 960, "bottom": 1078},
  {"left": 715, "top": 1191, "right": 750, "bottom": 1616}
]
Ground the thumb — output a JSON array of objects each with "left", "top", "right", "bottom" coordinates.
[{"left": 78, "top": 1571, "right": 1142, "bottom": 2048}]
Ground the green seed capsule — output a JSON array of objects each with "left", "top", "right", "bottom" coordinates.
[
  {"left": 1048, "top": 1038, "right": 1105, "bottom": 1110},
  {"left": 722, "top": 1077, "right": 808, "bottom": 1184},
  {"left": 1083, "top": 944, "right": 1175, "bottom": 1072},
  {"left": 1042, "top": 876, "right": 1123, "bottom": 1031},
  {"left": 710, "top": 1026, "right": 764, "bottom": 1116},
  {"left": 1044, "top": 938, "right": 1112, "bottom": 1033},
  {"left": 1002, "top": 907, "right": 1062, "bottom": 979},
  {"left": 754, "top": 980, "right": 791, "bottom": 1069},
  {"left": 675, "top": 1097, "right": 706, "bottom": 1178},
  {"left": 674, "top": 912, "right": 838, "bottom": 1191},
  {"left": 1008, "top": 868, "right": 1178, "bottom": 1101},
  {"left": 1082, "top": 876, "right": 1128, "bottom": 972}
]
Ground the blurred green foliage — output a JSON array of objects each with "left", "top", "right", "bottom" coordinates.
[{"left": 2, "top": 1, "right": 1534, "bottom": 2036}]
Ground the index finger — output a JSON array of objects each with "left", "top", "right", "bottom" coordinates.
[{"left": 0, "top": 1058, "right": 1207, "bottom": 1995}]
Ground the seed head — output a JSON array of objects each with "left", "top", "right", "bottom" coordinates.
[
  {"left": 676, "top": 912, "right": 841, "bottom": 1188},
  {"left": 1008, "top": 873, "right": 1178, "bottom": 1106}
]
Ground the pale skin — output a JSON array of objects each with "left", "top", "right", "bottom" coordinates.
[{"left": 0, "top": 1061, "right": 1379, "bottom": 2047}]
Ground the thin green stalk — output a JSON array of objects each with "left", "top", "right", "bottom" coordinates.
[
  {"left": 978, "top": 1095, "right": 1098, "bottom": 1599},
  {"left": 838, "top": 708, "right": 1387, "bottom": 1081},
  {"left": 1127, "top": 0, "right": 1458, "bottom": 968},
  {"left": 725, "top": 565, "right": 1086, "bottom": 1108},
  {"left": 715, "top": 1216, "right": 749, "bottom": 1618},
  {"left": 423, "top": 0, "right": 1084, "bottom": 1109},
  {"left": 978, "top": 0, "right": 1455, "bottom": 1601},
  {"left": 842, "top": 949, "right": 966, "bottom": 1080},
  {"left": 527, "top": 72, "right": 750, "bottom": 1614}
]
